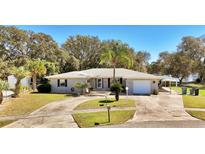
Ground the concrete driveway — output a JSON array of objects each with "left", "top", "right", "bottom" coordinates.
[
  {"left": 103, "top": 92, "right": 205, "bottom": 128},
  {"left": 5, "top": 96, "right": 100, "bottom": 128}
]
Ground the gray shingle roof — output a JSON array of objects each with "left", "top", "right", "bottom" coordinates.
[{"left": 46, "top": 68, "right": 161, "bottom": 80}]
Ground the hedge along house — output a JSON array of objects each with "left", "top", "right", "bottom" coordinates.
[{"left": 46, "top": 68, "right": 161, "bottom": 95}]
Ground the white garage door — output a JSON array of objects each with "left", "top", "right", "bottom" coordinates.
[{"left": 133, "top": 80, "right": 151, "bottom": 94}]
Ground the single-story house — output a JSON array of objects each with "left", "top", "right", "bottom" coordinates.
[
  {"left": 8, "top": 75, "right": 32, "bottom": 90},
  {"left": 46, "top": 68, "right": 161, "bottom": 95}
]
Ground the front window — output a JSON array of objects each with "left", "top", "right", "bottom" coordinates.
[
  {"left": 97, "top": 78, "right": 102, "bottom": 88},
  {"left": 57, "top": 79, "right": 67, "bottom": 87}
]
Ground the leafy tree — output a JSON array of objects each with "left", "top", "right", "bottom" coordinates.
[
  {"left": 12, "top": 67, "right": 29, "bottom": 97},
  {"left": 27, "top": 59, "right": 47, "bottom": 90},
  {"left": 62, "top": 35, "right": 102, "bottom": 70},
  {"left": 133, "top": 51, "right": 150, "bottom": 72},
  {"left": 0, "top": 26, "right": 29, "bottom": 61},
  {"left": 147, "top": 61, "right": 162, "bottom": 75},
  {"left": 57, "top": 49, "right": 79, "bottom": 73},
  {"left": 168, "top": 52, "right": 193, "bottom": 84},
  {"left": 0, "top": 80, "right": 9, "bottom": 104},
  {"left": 0, "top": 56, "right": 11, "bottom": 80},
  {"left": 28, "top": 32, "right": 61, "bottom": 62},
  {"left": 100, "top": 40, "right": 133, "bottom": 82}
]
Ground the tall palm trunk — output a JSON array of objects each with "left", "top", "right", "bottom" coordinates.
[
  {"left": 113, "top": 65, "right": 116, "bottom": 83},
  {"left": 0, "top": 91, "right": 3, "bottom": 104},
  {"left": 32, "top": 74, "right": 37, "bottom": 91},
  {"left": 14, "top": 79, "right": 21, "bottom": 97}
]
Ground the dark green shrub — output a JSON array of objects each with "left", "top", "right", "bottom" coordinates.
[
  {"left": 110, "top": 83, "right": 123, "bottom": 101},
  {"left": 153, "top": 89, "right": 159, "bottom": 95},
  {"left": 37, "top": 83, "right": 51, "bottom": 93}
]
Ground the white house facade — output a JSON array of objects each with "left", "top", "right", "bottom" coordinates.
[{"left": 46, "top": 68, "right": 161, "bottom": 95}]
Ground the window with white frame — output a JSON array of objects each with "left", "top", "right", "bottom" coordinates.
[{"left": 57, "top": 79, "right": 67, "bottom": 87}]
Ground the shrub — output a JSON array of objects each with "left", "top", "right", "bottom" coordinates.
[
  {"left": 110, "top": 83, "right": 123, "bottom": 101},
  {"left": 153, "top": 89, "right": 159, "bottom": 95},
  {"left": 37, "top": 83, "right": 51, "bottom": 93},
  {"left": 0, "top": 80, "right": 9, "bottom": 104},
  {"left": 196, "top": 78, "right": 201, "bottom": 83},
  {"left": 75, "top": 82, "right": 89, "bottom": 94}
]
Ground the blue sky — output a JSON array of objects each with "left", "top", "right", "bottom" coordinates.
[{"left": 17, "top": 25, "right": 205, "bottom": 62}]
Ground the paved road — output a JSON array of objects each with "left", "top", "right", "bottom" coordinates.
[{"left": 100, "top": 120, "right": 205, "bottom": 128}]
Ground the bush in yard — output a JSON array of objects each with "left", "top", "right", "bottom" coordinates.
[
  {"left": 37, "top": 83, "right": 51, "bottom": 93},
  {"left": 110, "top": 83, "right": 123, "bottom": 101},
  {"left": 153, "top": 89, "right": 159, "bottom": 95},
  {"left": 75, "top": 82, "right": 89, "bottom": 95},
  {"left": 0, "top": 80, "right": 9, "bottom": 104}
]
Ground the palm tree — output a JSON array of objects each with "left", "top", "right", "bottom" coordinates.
[
  {"left": 0, "top": 80, "right": 9, "bottom": 104},
  {"left": 12, "top": 67, "right": 29, "bottom": 97},
  {"left": 100, "top": 40, "right": 133, "bottom": 83},
  {"left": 27, "top": 59, "right": 47, "bottom": 91}
]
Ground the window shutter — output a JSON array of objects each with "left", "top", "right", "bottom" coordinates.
[
  {"left": 108, "top": 78, "right": 110, "bottom": 88},
  {"left": 65, "top": 79, "right": 67, "bottom": 87},
  {"left": 57, "top": 79, "right": 60, "bottom": 87},
  {"left": 120, "top": 78, "right": 123, "bottom": 84}
]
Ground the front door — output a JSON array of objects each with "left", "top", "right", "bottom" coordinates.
[{"left": 97, "top": 78, "right": 102, "bottom": 88}]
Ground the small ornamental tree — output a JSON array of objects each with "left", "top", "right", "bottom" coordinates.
[
  {"left": 12, "top": 67, "right": 29, "bottom": 97},
  {"left": 74, "top": 82, "right": 89, "bottom": 94},
  {"left": 0, "top": 80, "right": 9, "bottom": 104},
  {"left": 110, "top": 83, "right": 123, "bottom": 101}
]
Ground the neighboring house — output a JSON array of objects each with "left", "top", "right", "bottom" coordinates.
[
  {"left": 8, "top": 75, "right": 32, "bottom": 89},
  {"left": 46, "top": 68, "right": 161, "bottom": 95},
  {"left": 183, "top": 74, "right": 199, "bottom": 82}
]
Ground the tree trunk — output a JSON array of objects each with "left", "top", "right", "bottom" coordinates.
[
  {"left": 0, "top": 91, "right": 3, "bottom": 104},
  {"left": 179, "top": 77, "right": 184, "bottom": 85},
  {"left": 14, "top": 79, "right": 21, "bottom": 97},
  {"left": 115, "top": 91, "right": 119, "bottom": 101},
  {"left": 113, "top": 65, "right": 116, "bottom": 83},
  {"left": 32, "top": 74, "right": 37, "bottom": 91}
]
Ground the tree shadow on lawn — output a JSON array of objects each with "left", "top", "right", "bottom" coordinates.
[
  {"left": 99, "top": 100, "right": 115, "bottom": 103},
  {"left": 30, "top": 92, "right": 73, "bottom": 97}
]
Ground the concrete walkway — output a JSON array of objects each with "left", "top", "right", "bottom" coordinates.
[
  {"left": 4, "top": 96, "right": 101, "bottom": 128},
  {"left": 185, "top": 108, "right": 205, "bottom": 111}
]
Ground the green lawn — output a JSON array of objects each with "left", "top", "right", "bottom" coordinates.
[
  {"left": 73, "top": 110, "right": 135, "bottom": 128},
  {"left": 186, "top": 110, "right": 205, "bottom": 121},
  {"left": 183, "top": 83, "right": 205, "bottom": 89},
  {"left": 0, "top": 93, "right": 71, "bottom": 116},
  {"left": 171, "top": 86, "right": 205, "bottom": 96},
  {"left": 0, "top": 120, "right": 15, "bottom": 128},
  {"left": 74, "top": 98, "right": 136, "bottom": 110},
  {"left": 183, "top": 96, "right": 205, "bottom": 108}
]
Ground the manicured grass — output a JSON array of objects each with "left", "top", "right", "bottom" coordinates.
[
  {"left": 183, "top": 96, "right": 205, "bottom": 108},
  {"left": 74, "top": 98, "right": 136, "bottom": 110},
  {"left": 183, "top": 83, "right": 205, "bottom": 89},
  {"left": 0, "top": 120, "right": 15, "bottom": 128},
  {"left": 72, "top": 110, "right": 135, "bottom": 128},
  {"left": 172, "top": 86, "right": 205, "bottom": 96},
  {"left": 186, "top": 110, "right": 205, "bottom": 120},
  {"left": 0, "top": 93, "right": 71, "bottom": 116}
]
